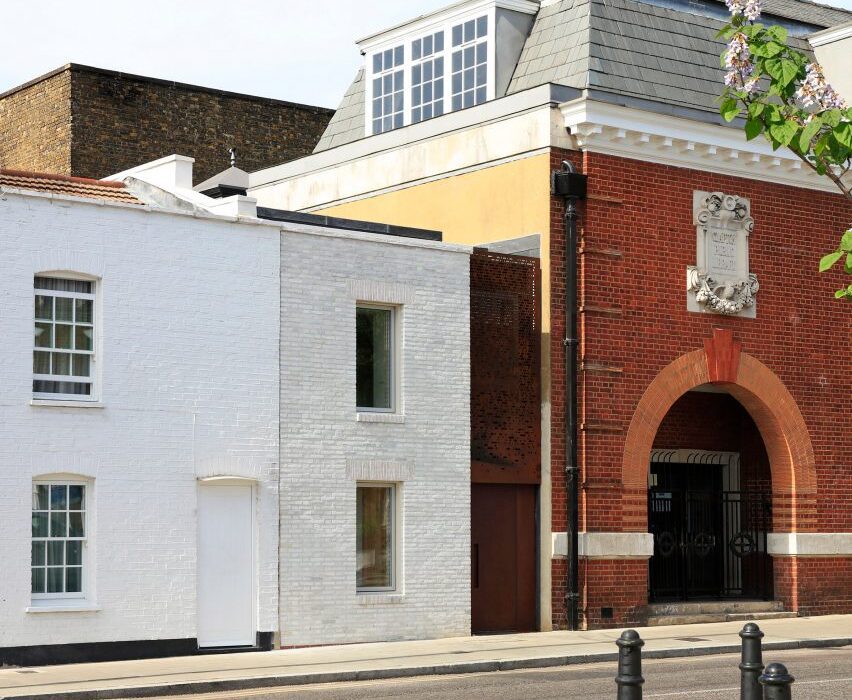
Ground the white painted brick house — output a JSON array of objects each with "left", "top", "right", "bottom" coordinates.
[
  {"left": 279, "top": 226, "right": 471, "bottom": 646},
  {"left": 0, "top": 157, "right": 471, "bottom": 663}
]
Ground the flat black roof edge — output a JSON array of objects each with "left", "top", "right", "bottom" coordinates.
[{"left": 256, "top": 207, "right": 442, "bottom": 241}]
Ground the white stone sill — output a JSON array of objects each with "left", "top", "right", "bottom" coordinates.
[
  {"left": 356, "top": 412, "right": 405, "bottom": 424},
  {"left": 31, "top": 400, "right": 104, "bottom": 409},
  {"left": 356, "top": 593, "right": 405, "bottom": 606},
  {"left": 26, "top": 604, "right": 101, "bottom": 613}
]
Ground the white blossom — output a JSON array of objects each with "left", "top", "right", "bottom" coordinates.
[
  {"left": 724, "top": 33, "right": 756, "bottom": 92},
  {"left": 795, "top": 63, "right": 848, "bottom": 110},
  {"left": 726, "top": 0, "right": 762, "bottom": 20}
]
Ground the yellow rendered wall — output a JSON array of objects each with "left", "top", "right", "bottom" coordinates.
[{"left": 316, "top": 153, "right": 553, "bottom": 330}]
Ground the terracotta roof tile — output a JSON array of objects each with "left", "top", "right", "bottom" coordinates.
[{"left": 0, "top": 169, "right": 143, "bottom": 205}]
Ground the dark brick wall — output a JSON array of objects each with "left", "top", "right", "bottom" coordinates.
[
  {"left": 0, "top": 65, "right": 334, "bottom": 182},
  {"left": 0, "top": 70, "right": 71, "bottom": 175},
  {"left": 470, "top": 248, "right": 541, "bottom": 485}
]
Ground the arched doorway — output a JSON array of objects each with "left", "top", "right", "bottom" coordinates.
[
  {"left": 647, "top": 391, "right": 772, "bottom": 600},
  {"left": 620, "top": 329, "right": 818, "bottom": 606}
]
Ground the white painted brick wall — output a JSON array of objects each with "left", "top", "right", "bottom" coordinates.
[
  {"left": 0, "top": 193, "right": 280, "bottom": 648},
  {"left": 279, "top": 226, "right": 471, "bottom": 646}
]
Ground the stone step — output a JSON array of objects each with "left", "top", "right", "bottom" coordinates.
[
  {"left": 646, "top": 610, "right": 797, "bottom": 627},
  {"left": 648, "top": 600, "right": 784, "bottom": 616}
]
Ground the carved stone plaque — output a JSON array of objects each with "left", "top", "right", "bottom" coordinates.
[{"left": 687, "top": 191, "right": 759, "bottom": 317}]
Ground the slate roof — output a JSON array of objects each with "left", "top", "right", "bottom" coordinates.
[
  {"left": 314, "top": 0, "right": 852, "bottom": 153},
  {"left": 313, "top": 68, "right": 366, "bottom": 152},
  {"left": 0, "top": 169, "right": 143, "bottom": 205}
]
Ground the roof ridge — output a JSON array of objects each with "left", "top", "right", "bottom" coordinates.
[{"left": 0, "top": 168, "right": 126, "bottom": 188}]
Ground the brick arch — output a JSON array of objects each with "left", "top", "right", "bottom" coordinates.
[{"left": 622, "top": 332, "right": 816, "bottom": 530}]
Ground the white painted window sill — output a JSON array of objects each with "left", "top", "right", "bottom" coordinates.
[
  {"left": 356, "top": 412, "right": 405, "bottom": 424},
  {"left": 31, "top": 399, "right": 104, "bottom": 409},
  {"left": 26, "top": 604, "right": 101, "bottom": 613},
  {"left": 356, "top": 593, "right": 405, "bottom": 606}
]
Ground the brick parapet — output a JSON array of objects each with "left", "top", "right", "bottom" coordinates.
[
  {"left": 0, "top": 69, "right": 71, "bottom": 175},
  {"left": 0, "top": 64, "right": 333, "bottom": 182}
]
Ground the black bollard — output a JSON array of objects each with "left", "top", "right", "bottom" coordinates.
[
  {"left": 739, "top": 622, "right": 764, "bottom": 700},
  {"left": 615, "top": 629, "right": 645, "bottom": 700},
  {"left": 759, "top": 662, "right": 795, "bottom": 700}
]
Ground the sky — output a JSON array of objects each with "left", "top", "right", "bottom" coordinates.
[{"left": 2, "top": 0, "right": 851, "bottom": 110}]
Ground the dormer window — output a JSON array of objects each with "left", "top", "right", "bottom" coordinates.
[
  {"left": 412, "top": 31, "right": 445, "bottom": 124},
  {"left": 359, "top": 1, "right": 538, "bottom": 138},
  {"left": 450, "top": 16, "right": 488, "bottom": 110},
  {"left": 371, "top": 45, "right": 405, "bottom": 135}
]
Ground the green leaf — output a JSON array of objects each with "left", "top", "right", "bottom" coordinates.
[
  {"left": 841, "top": 229, "right": 852, "bottom": 252},
  {"left": 823, "top": 109, "right": 842, "bottom": 127},
  {"left": 798, "top": 118, "right": 822, "bottom": 152},
  {"left": 833, "top": 122, "right": 852, "bottom": 149},
  {"left": 765, "top": 57, "right": 800, "bottom": 87},
  {"left": 835, "top": 288, "right": 849, "bottom": 299},
  {"left": 768, "top": 120, "right": 799, "bottom": 147},
  {"left": 745, "top": 118, "right": 764, "bottom": 140},
  {"left": 820, "top": 250, "right": 844, "bottom": 272},
  {"left": 747, "top": 102, "right": 765, "bottom": 119},
  {"left": 845, "top": 253, "right": 852, "bottom": 275},
  {"left": 766, "top": 25, "right": 788, "bottom": 43},
  {"left": 720, "top": 97, "right": 740, "bottom": 122},
  {"left": 762, "top": 42, "right": 785, "bottom": 59},
  {"left": 763, "top": 104, "right": 783, "bottom": 123}
]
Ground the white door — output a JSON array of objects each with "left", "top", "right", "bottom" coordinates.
[{"left": 197, "top": 482, "right": 255, "bottom": 647}]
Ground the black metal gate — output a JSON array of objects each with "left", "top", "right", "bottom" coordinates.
[{"left": 649, "top": 488, "right": 772, "bottom": 601}]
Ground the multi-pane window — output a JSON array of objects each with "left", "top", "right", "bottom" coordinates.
[
  {"left": 371, "top": 45, "right": 405, "bottom": 135},
  {"left": 356, "top": 484, "right": 396, "bottom": 591},
  {"left": 32, "top": 483, "right": 86, "bottom": 597},
  {"left": 411, "top": 31, "right": 445, "bottom": 124},
  {"left": 356, "top": 305, "right": 394, "bottom": 411},
  {"left": 34, "top": 277, "right": 95, "bottom": 399},
  {"left": 451, "top": 15, "right": 488, "bottom": 110}
]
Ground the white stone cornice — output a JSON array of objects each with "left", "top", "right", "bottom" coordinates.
[{"left": 560, "top": 98, "right": 838, "bottom": 194}]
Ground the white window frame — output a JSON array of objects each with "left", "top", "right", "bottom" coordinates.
[
  {"left": 356, "top": 482, "right": 400, "bottom": 594},
  {"left": 355, "top": 303, "right": 399, "bottom": 414},
  {"left": 411, "top": 29, "right": 446, "bottom": 124},
  {"left": 449, "top": 14, "right": 490, "bottom": 111},
  {"left": 31, "top": 480, "right": 89, "bottom": 602},
  {"left": 33, "top": 274, "right": 99, "bottom": 402},
  {"left": 362, "top": 1, "right": 505, "bottom": 136}
]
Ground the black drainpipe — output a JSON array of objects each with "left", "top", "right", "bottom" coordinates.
[{"left": 552, "top": 160, "right": 587, "bottom": 631}]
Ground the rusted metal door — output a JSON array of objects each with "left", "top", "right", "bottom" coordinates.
[{"left": 471, "top": 484, "right": 537, "bottom": 633}]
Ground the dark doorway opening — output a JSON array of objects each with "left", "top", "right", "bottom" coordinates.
[{"left": 648, "top": 391, "right": 773, "bottom": 602}]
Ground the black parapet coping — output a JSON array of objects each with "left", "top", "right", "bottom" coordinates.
[{"left": 257, "top": 207, "right": 442, "bottom": 242}]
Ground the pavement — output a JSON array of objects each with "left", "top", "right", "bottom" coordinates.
[{"left": 1, "top": 614, "right": 850, "bottom": 700}]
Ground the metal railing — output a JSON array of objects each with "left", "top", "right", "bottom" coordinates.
[{"left": 614, "top": 623, "right": 795, "bottom": 699}]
